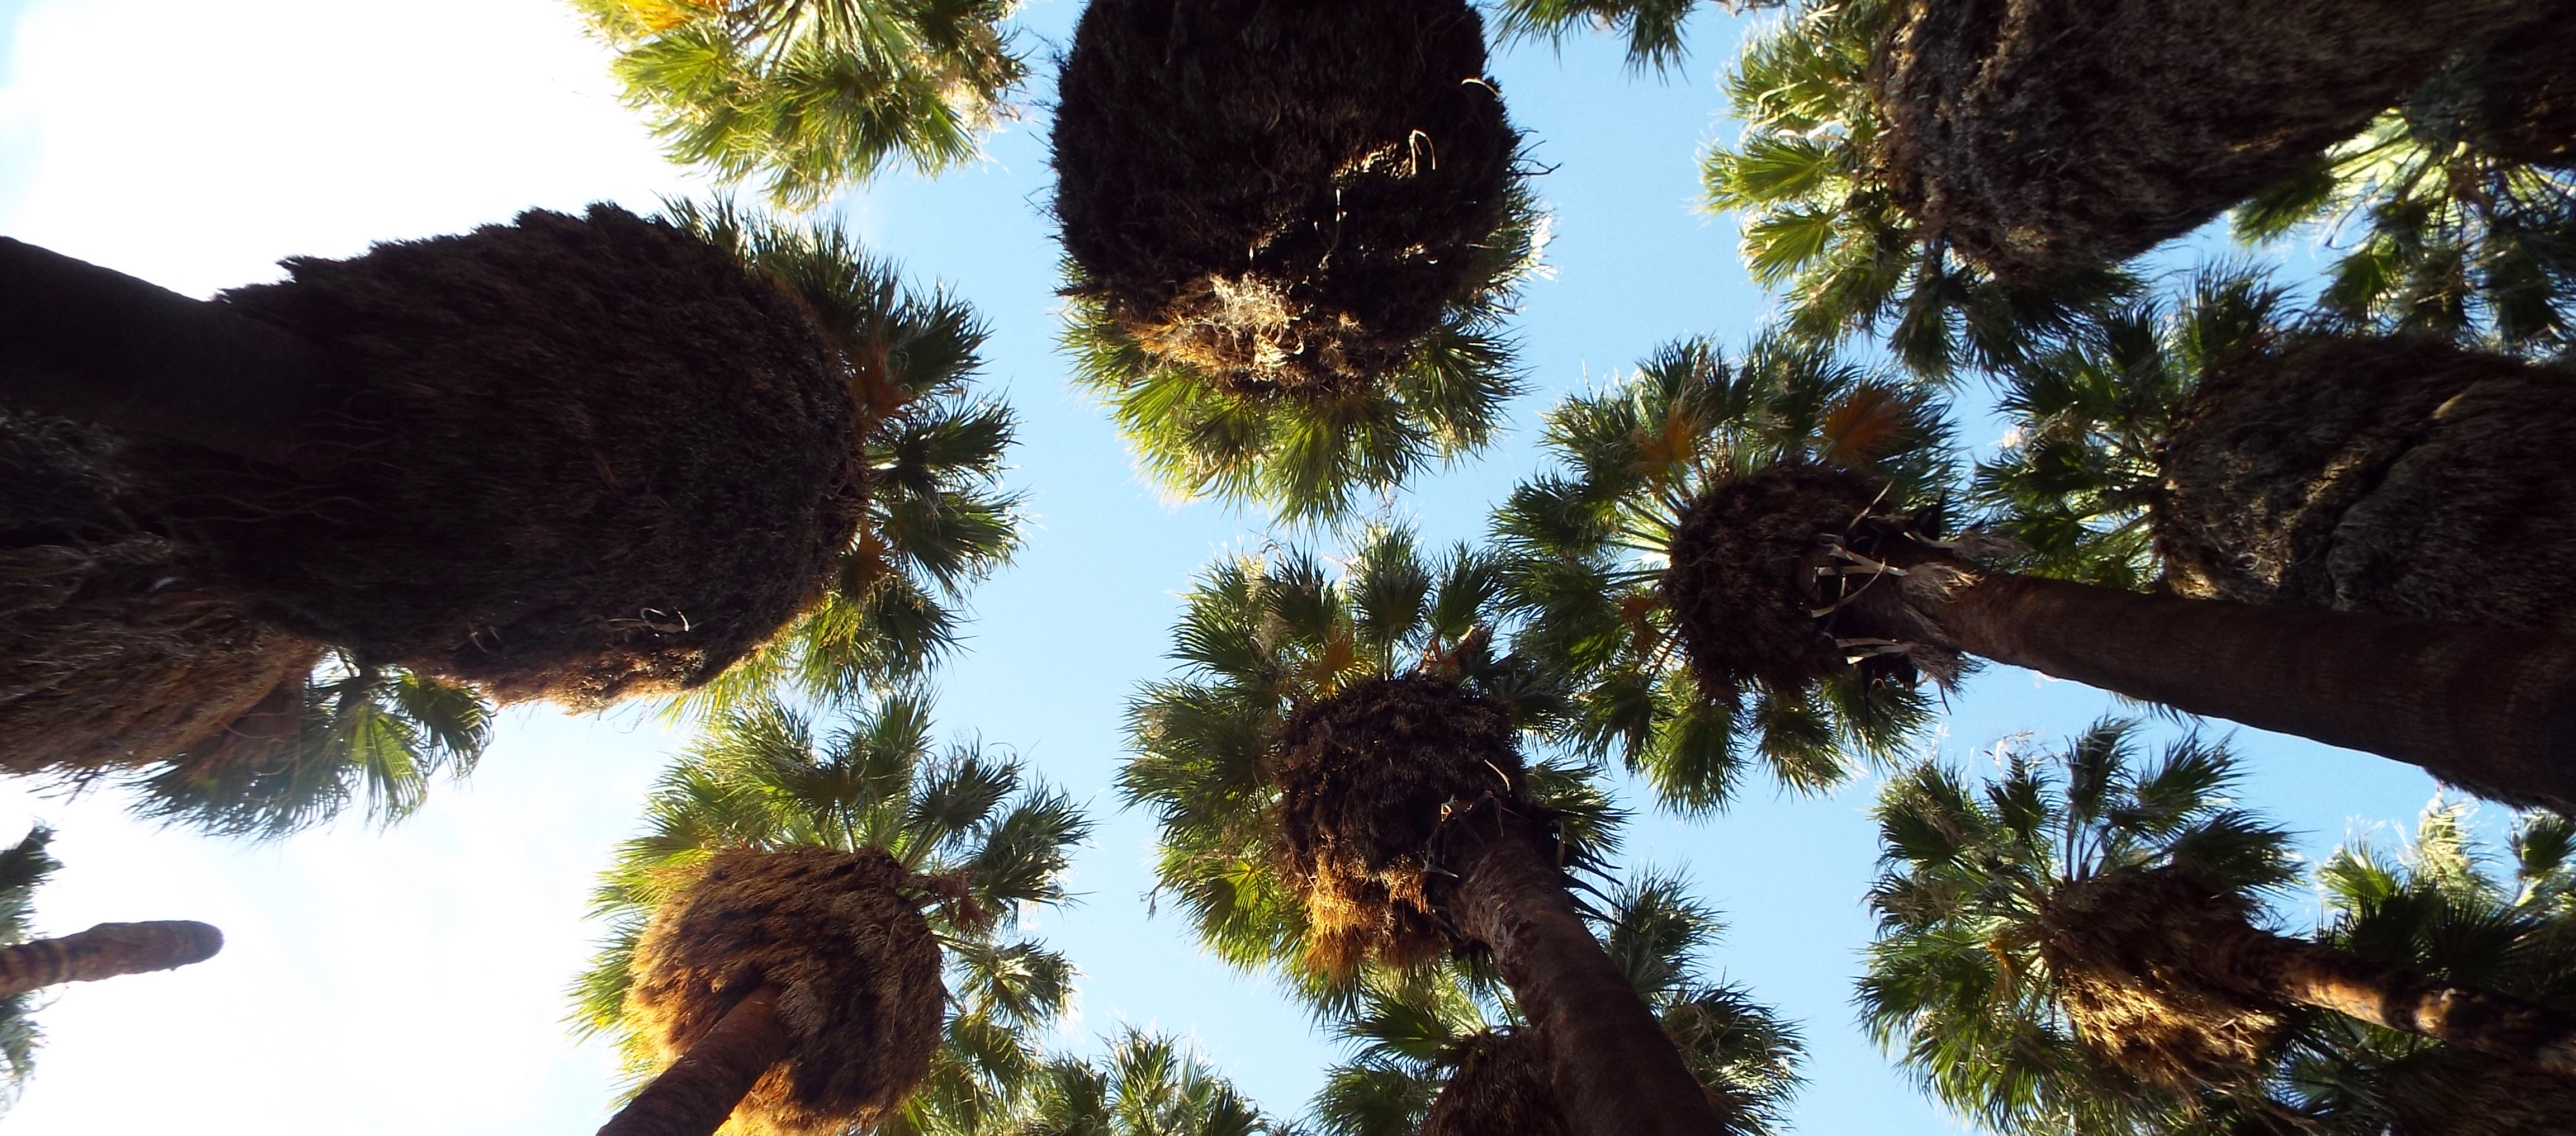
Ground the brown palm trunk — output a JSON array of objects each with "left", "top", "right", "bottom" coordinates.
[
  {"left": 0, "top": 236, "right": 330, "bottom": 469},
  {"left": 597, "top": 984, "right": 791, "bottom": 1136},
  {"left": 2232, "top": 921, "right": 2576, "bottom": 1074},
  {"left": 0, "top": 920, "right": 223, "bottom": 995},
  {"left": 1442, "top": 805, "right": 1725, "bottom": 1136},
  {"left": 1918, "top": 572, "right": 2576, "bottom": 813}
]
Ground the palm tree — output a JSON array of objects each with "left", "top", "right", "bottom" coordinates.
[
  {"left": 1489, "top": 0, "right": 1746, "bottom": 73},
  {"left": 1050, "top": 0, "right": 1538, "bottom": 523},
  {"left": 1309, "top": 873, "right": 1805, "bottom": 1136},
  {"left": 2231, "top": 27, "right": 2576, "bottom": 354},
  {"left": 2, "top": 203, "right": 1017, "bottom": 812},
  {"left": 570, "top": 694, "right": 1087, "bottom": 1136},
  {"left": 1873, "top": 0, "right": 2521, "bottom": 285},
  {"left": 1862, "top": 720, "right": 2576, "bottom": 1136},
  {"left": 1117, "top": 528, "right": 1720, "bottom": 1136},
  {"left": 2281, "top": 802, "right": 2576, "bottom": 1135},
  {"left": 1495, "top": 333, "right": 1953, "bottom": 812},
  {"left": 1008, "top": 1028, "right": 1286, "bottom": 1136},
  {"left": 0, "top": 829, "right": 222, "bottom": 1002},
  {"left": 1702, "top": 0, "right": 2134, "bottom": 380},
  {"left": 570, "top": 0, "right": 1025, "bottom": 207},
  {"left": 1974, "top": 269, "right": 2576, "bottom": 646}
]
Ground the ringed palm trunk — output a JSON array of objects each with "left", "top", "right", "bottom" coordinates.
[
  {"left": 1440, "top": 804, "right": 1724, "bottom": 1136},
  {"left": 0, "top": 920, "right": 222, "bottom": 995},
  {"left": 598, "top": 985, "right": 790, "bottom": 1136},
  {"left": 0, "top": 238, "right": 332, "bottom": 470}
]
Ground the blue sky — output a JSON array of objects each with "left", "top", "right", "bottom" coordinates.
[{"left": 0, "top": 1, "right": 2469, "bottom": 1132}]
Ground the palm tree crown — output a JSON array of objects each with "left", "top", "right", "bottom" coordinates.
[
  {"left": 1860, "top": 720, "right": 2314, "bottom": 1134},
  {"left": 1063, "top": 188, "right": 1545, "bottom": 526},
  {"left": 1007, "top": 1029, "right": 1289, "bottom": 1136},
  {"left": 1495, "top": 333, "right": 1952, "bottom": 812},
  {"left": 665, "top": 201, "right": 1024, "bottom": 718},
  {"left": 0, "top": 830, "right": 55, "bottom": 1109},
  {"left": 1115, "top": 527, "right": 1611, "bottom": 990},
  {"left": 1309, "top": 872, "right": 1805, "bottom": 1136},
  {"left": 572, "top": 0, "right": 1025, "bottom": 206},
  {"left": 571, "top": 694, "right": 1088, "bottom": 1135},
  {"left": 1701, "top": 0, "right": 2133, "bottom": 380}
]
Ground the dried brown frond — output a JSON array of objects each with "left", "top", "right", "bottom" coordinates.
[
  {"left": 0, "top": 411, "right": 323, "bottom": 773},
  {"left": 626, "top": 845, "right": 944, "bottom": 1136},
  {"left": 202, "top": 203, "right": 863, "bottom": 708},
  {"left": 1272, "top": 673, "right": 1524, "bottom": 977},
  {"left": 2039, "top": 869, "right": 2294, "bottom": 1095},
  {"left": 1052, "top": 0, "right": 1518, "bottom": 395},
  {"left": 2157, "top": 334, "right": 2576, "bottom": 636},
  {"left": 2374, "top": 1045, "right": 2576, "bottom": 1136},
  {"left": 1423, "top": 1029, "right": 1574, "bottom": 1136}
]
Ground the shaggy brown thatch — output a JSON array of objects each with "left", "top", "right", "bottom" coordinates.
[
  {"left": 1422, "top": 1029, "right": 1574, "bottom": 1136},
  {"left": 1273, "top": 673, "right": 1524, "bottom": 976},
  {"left": 1874, "top": 0, "right": 2515, "bottom": 282},
  {"left": 2374, "top": 1046, "right": 2576, "bottom": 1135},
  {"left": 2156, "top": 335, "right": 2576, "bottom": 635},
  {"left": 626, "top": 846, "right": 944, "bottom": 1136},
  {"left": 1666, "top": 463, "right": 1971, "bottom": 700},
  {"left": 0, "top": 410, "right": 321, "bottom": 774},
  {"left": 2410, "top": 3, "right": 2576, "bottom": 168},
  {"left": 201, "top": 203, "right": 862, "bottom": 708},
  {"left": 2038, "top": 868, "right": 2295, "bottom": 1094},
  {"left": 1050, "top": 0, "right": 1517, "bottom": 396}
]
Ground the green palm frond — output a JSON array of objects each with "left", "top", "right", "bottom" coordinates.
[
  {"left": 1497, "top": 331, "right": 1954, "bottom": 811},
  {"left": 569, "top": 693, "right": 1090, "bottom": 1119},
  {"left": 1703, "top": 0, "right": 2133, "bottom": 380},
  {"left": 1009, "top": 1028, "right": 1285, "bottom": 1136},
  {"left": 1969, "top": 267, "right": 2289, "bottom": 590},
  {"left": 1489, "top": 0, "right": 1759, "bottom": 74},
  {"left": 661, "top": 201, "right": 1025, "bottom": 717},
  {"left": 2229, "top": 105, "right": 2576, "bottom": 355},
  {"left": 1066, "top": 187, "right": 1545, "bottom": 526},
  {"left": 574, "top": 0, "right": 1025, "bottom": 206},
  {"left": 0, "top": 827, "right": 57, "bottom": 1103},
  {"left": 1118, "top": 528, "right": 1597, "bottom": 993},
  {"left": 120, "top": 653, "right": 490, "bottom": 839},
  {"left": 1859, "top": 720, "right": 2303, "bottom": 1134}
]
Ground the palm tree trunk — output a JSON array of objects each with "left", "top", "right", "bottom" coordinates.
[
  {"left": 0, "top": 236, "right": 330, "bottom": 470},
  {"left": 2237, "top": 922, "right": 2576, "bottom": 1074},
  {"left": 1442, "top": 804, "right": 1723, "bottom": 1136},
  {"left": 0, "top": 920, "right": 223, "bottom": 995},
  {"left": 596, "top": 984, "right": 790, "bottom": 1136},
  {"left": 1920, "top": 571, "right": 2576, "bottom": 813}
]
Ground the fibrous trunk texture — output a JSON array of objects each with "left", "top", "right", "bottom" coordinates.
[
  {"left": 598, "top": 985, "right": 793, "bottom": 1136},
  {"left": 1273, "top": 673, "right": 1522, "bottom": 974},
  {"left": 2374, "top": 1048, "right": 2576, "bottom": 1135},
  {"left": 1441, "top": 804, "right": 1728, "bottom": 1136},
  {"left": 0, "top": 919, "right": 223, "bottom": 996},
  {"left": 1420, "top": 1029, "right": 1575, "bottom": 1136},
  {"left": 1051, "top": 0, "right": 1516, "bottom": 395},
  {"left": 2159, "top": 335, "right": 2576, "bottom": 634},
  {"left": 1875, "top": 0, "right": 2517, "bottom": 282},
  {"left": 2047, "top": 869, "right": 2576, "bottom": 1082},
  {"left": 0, "top": 237, "right": 334, "bottom": 469},
  {"left": 199, "top": 203, "right": 862, "bottom": 707},
  {"left": 624, "top": 846, "right": 943, "bottom": 1136},
  {"left": 0, "top": 410, "right": 321, "bottom": 774},
  {"left": 2407, "top": 0, "right": 2576, "bottom": 167},
  {"left": 1695, "top": 464, "right": 2576, "bottom": 810}
]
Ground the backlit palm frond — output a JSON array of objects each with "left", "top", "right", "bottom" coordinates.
[
  {"left": 1007, "top": 1028, "right": 1288, "bottom": 1136},
  {"left": 1498, "top": 332, "right": 1953, "bottom": 810},
  {"left": 1704, "top": 0, "right": 2132, "bottom": 381},
  {"left": 580, "top": 0, "right": 1025, "bottom": 206},
  {"left": 121, "top": 654, "right": 490, "bottom": 839},
  {"left": 1068, "top": 187, "right": 1543, "bottom": 527},
  {"left": 2232, "top": 102, "right": 2576, "bottom": 356},
  {"left": 661, "top": 202, "right": 1025, "bottom": 718}
]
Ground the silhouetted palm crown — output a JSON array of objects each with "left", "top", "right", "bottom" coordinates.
[
  {"left": 1008, "top": 1029, "right": 1287, "bottom": 1136},
  {"left": 1497, "top": 334, "right": 1952, "bottom": 812}
]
